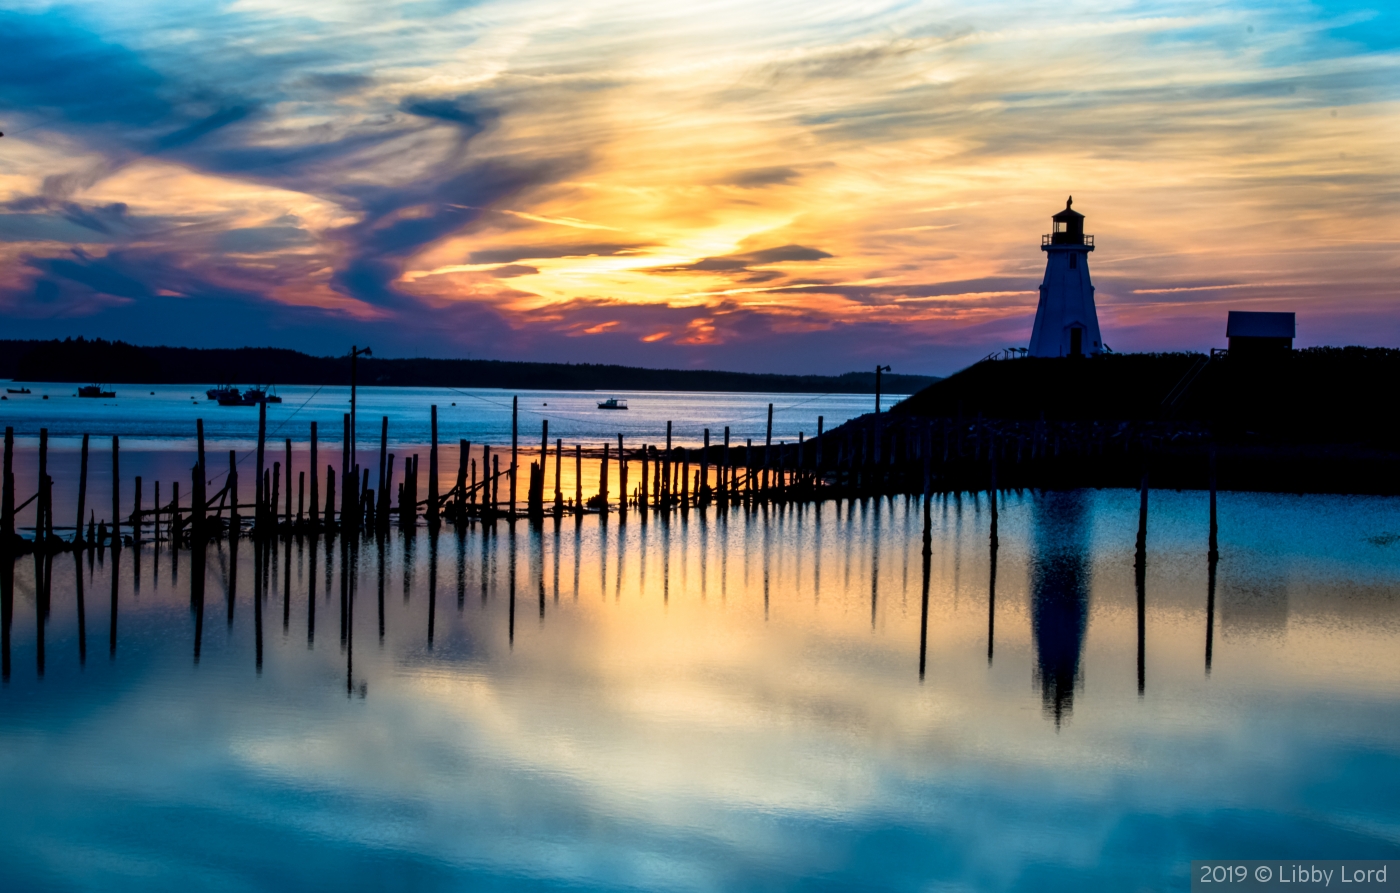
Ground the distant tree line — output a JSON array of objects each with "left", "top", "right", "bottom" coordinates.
[{"left": 0, "top": 338, "right": 940, "bottom": 395}]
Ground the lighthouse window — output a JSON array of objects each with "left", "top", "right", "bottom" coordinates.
[
  {"left": 1054, "top": 221, "right": 1066, "bottom": 233},
  {"left": 1069, "top": 254, "right": 1078, "bottom": 269}
]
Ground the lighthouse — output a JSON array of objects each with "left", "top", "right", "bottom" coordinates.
[{"left": 1029, "top": 197, "right": 1104, "bottom": 358}]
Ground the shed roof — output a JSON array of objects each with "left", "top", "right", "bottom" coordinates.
[{"left": 1226, "top": 311, "right": 1295, "bottom": 338}]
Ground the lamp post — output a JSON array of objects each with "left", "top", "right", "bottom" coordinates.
[{"left": 875, "top": 365, "right": 892, "bottom": 414}]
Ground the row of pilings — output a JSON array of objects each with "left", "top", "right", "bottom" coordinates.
[{"left": 3, "top": 399, "right": 1226, "bottom": 558}]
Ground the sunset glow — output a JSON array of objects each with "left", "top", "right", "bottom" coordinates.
[{"left": 1, "top": 0, "right": 1396, "bottom": 373}]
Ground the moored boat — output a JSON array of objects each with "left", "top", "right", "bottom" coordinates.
[
  {"left": 78, "top": 385, "right": 116, "bottom": 398},
  {"left": 597, "top": 398, "right": 628, "bottom": 410},
  {"left": 5, "top": 387, "right": 30, "bottom": 394}
]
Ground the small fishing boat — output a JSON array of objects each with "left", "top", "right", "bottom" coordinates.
[
  {"left": 597, "top": 398, "right": 628, "bottom": 410},
  {"left": 5, "top": 387, "right": 30, "bottom": 394},
  {"left": 78, "top": 385, "right": 116, "bottom": 398},
  {"left": 206, "top": 385, "right": 240, "bottom": 401},
  {"left": 217, "top": 386, "right": 283, "bottom": 406}
]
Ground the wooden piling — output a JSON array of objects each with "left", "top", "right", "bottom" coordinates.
[
  {"left": 111, "top": 435, "right": 120, "bottom": 549},
  {"left": 456, "top": 440, "right": 468, "bottom": 523},
  {"left": 554, "top": 439, "right": 563, "bottom": 514},
  {"left": 574, "top": 444, "right": 582, "bottom": 512},
  {"left": 764, "top": 404, "right": 773, "bottom": 493},
  {"left": 491, "top": 454, "right": 500, "bottom": 512},
  {"left": 378, "top": 416, "right": 388, "bottom": 501},
  {"left": 256, "top": 402, "right": 267, "bottom": 531},
  {"left": 1208, "top": 443, "right": 1219, "bottom": 561},
  {"left": 617, "top": 434, "right": 627, "bottom": 515},
  {"left": 721, "top": 427, "right": 730, "bottom": 502},
  {"left": 298, "top": 471, "right": 305, "bottom": 526},
  {"left": 133, "top": 477, "right": 143, "bottom": 544},
  {"left": 1135, "top": 462, "right": 1149, "bottom": 567},
  {"left": 309, "top": 422, "right": 319, "bottom": 530},
  {"left": 383, "top": 453, "right": 396, "bottom": 528},
  {"left": 681, "top": 448, "right": 689, "bottom": 507},
  {"left": 228, "top": 450, "right": 239, "bottom": 534},
  {"left": 700, "top": 429, "right": 710, "bottom": 502},
  {"left": 2, "top": 428, "right": 14, "bottom": 548},
  {"left": 540, "top": 421, "right": 549, "bottom": 498},
  {"left": 600, "top": 443, "right": 610, "bottom": 513},
  {"left": 428, "top": 405, "right": 439, "bottom": 522},
  {"left": 509, "top": 396, "right": 518, "bottom": 515},
  {"left": 640, "top": 444, "right": 649, "bottom": 508},
  {"left": 340, "top": 414, "right": 351, "bottom": 531},
  {"left": 664, "top": 422, "right": 672, "bottom": 507},
  {"left": 325, "top": 465, "right": 336, "bottom": 529},
  {"left": 284, "top": 438, "right": 293, "bottom": 526},
  {"left": 38, "top": 428, "right": 49, "bottom": 543}
]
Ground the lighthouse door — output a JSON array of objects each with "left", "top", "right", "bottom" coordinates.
[{"left": 1069, "top": 327, "right": 1083, "bottom": 357}]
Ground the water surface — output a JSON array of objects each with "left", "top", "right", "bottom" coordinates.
[{"left": 3, "top": 490, "right": 1398, "bottom": 891}]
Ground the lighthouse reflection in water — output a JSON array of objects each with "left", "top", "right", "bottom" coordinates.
[
  {"left": 1029, "top": 490, "right": 1092, "bottom": 725},
  {"left": 3, "top": 488, "right": 1400, "bottom": 889}
]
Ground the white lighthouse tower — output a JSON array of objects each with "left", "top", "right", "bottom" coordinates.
[{"left": 1029, "top": 197, "right": 1103, "bottom": 358}]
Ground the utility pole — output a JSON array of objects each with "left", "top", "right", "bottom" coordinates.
[{"left": 875, "top": 364, "right": 892, "bottom": 414}]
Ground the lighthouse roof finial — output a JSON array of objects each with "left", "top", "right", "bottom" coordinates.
[{"left": 1066, "top": 195, "right": 1072, "bottom": 210}]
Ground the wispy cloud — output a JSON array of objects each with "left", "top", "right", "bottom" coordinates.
[{"left": 1, "top": 0, "right": 1396, "bottom": 373}]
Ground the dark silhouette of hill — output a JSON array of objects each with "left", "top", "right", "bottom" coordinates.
[
  {"left": 0, "top": 338, "right": 939, "bottom": 395},
  {"left": 891, "top": 348, "right": 1400, "bottom": 446}
]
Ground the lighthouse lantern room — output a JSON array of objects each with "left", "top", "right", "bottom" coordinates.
[{"left": 1029, "top": 197, "right": 1104, "bottom": 358}]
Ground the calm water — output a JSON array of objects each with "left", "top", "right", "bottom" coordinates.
[{"left": 3, "top": 490, "right": 1399, "bottom": 891}]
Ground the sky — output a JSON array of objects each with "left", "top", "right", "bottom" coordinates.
[{"left": 0, "top": 0, "right": 1396, "bottom": 376}]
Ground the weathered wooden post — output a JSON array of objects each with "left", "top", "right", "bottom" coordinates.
[
  {"left": 554, "top": 439, "right": 563, "bottom": 515},
  {"left": 481, "top": 444, "right": 492, "bottom": 511},
  {"left": 509, "top": 396, "right": 518, "bottom": 516},
  {"left": 378, "top": 416, "right": 388, "bottom": 505},
  {"left": 255, "top": 402, "right": 267, "bottom": 532},
  {"left": 680, "top": 448, "right": 689, "bottom": 507},
  {"left": 617, "top": 434, "right": 627, "bottom": 515},
  {"left": 599, "top": 442, "right": 610, "bottom": 514},
  {"left": 700, "top": 429, "right": 710, "bottom": 503},
  {"left": 325, "top": 465, "right": 336, "bottom": 529},
  {"left": 490, "top": 454, "right": 500, "bottom": 514},
  {"left": 640, "top": 443, "right": 649, "bottom": 508},
  {"left": 428, "top": 405, "right": 440, "bottom": 523},
  {"left": 721, "top": 427, "right": 731, "bottom": 502},
  {"left": 73, "top": 433, "right": 88, "bottom": 546},
  {"left": 284, "top": 438, "right": 293, "bottom": 526},
  {"left": 527, "top": 462, "right": 543, "bottom": 520},
  {"left": 37, "top": 428, "right": 49, "bottom": 544},
  {"left": 270, "top": 463, "right": 280, "bottom": 530},
  {"left": 171, "top": 481, "right": 181, "bottom": 544},
  {"left": 989, "top": 435, "right": 998, "bottom": 549},
  {"left": 1, "top": 427, "right": 12, "bottom": 549},
  {"left": 383, "top": 454, "right": 396, "bottom": 529},
  {"left": 228, "top": 450, "right": 240, "bottom": 535},
  {"left": 663, "top": 422, "right": 672, "bottom": 507},
  {"left": 539, "top": 421, "right": 549, "bottom": 500},
  {"left": 340, "top": 413, "right": 352, "bottom": 532},
  {"left": 745, "top": 439, "right": 754, "bottom": 502},
  {"left": 111, "top": 435, "right": 120, "bottom": 549},
  {"left": 1208, "top": 442, "right": 1219, "bottom": 561},
  {"left": 574, "top": 445, "right": 582, "bottom": 513},
  {"left": 1135, "top": 457, "right": 1149, "bottom": 568},
  {"left": 132, "top": 477, "right": 143, "bottom": 545},
  {"left": 456, "top": 440, "right": 469, "bottom": 523},
  {"left": 764, "top": 403, "right": 773, "bottom": 494},
  {"left": 309, "top": 421, "right": 319, "bottom": 530},
  {"left": 298, "top": 471, "right": 305, "bottom": 527}
]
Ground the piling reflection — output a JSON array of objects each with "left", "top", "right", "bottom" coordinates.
[{"left": 1029, "top": 490, "right": 1091, "bottom": 726}]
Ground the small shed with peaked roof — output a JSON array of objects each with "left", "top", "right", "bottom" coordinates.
[{"left": 1226, "top": 311, "right": 1294, "bottom": 356}]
